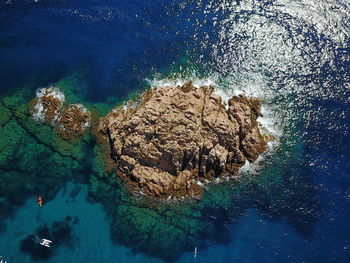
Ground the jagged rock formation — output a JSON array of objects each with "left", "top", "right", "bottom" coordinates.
[
  {"left": 98, "top": 82, "right": 271, "bottom": 198},
  {"left": 56, "top": 104, "right": 91, "bottom": 140}
]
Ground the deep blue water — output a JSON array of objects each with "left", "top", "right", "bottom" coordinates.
[
  {"left": 0, "top": 0, "right": 199, "bottom": 101},
  {"left": 0, "top": 0, "right": 349, "bottom": 262}
]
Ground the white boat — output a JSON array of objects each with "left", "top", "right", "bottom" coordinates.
[
  {"left": 34, "top": 235, "right": 53, "bottom": 248},
  {"left": 40, "top": 238, "right": 53, "bottom": 248}
]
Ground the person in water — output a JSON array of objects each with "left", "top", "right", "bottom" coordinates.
[{"left": 37, "top": 195, "right": 42, "bottom": 207}]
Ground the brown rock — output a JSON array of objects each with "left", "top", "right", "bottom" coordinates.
[
  {"left": 41, "top": 95, "right": 62, "bottom": 121},
  {"left": 56, "top": 104, "right": 91, "bottom": 140},
  {"left": 98, "top": 82, "right": 271, "bottom": 199},
  {"left": 30, "top": 86, "right": 65, "bottom": 124}
]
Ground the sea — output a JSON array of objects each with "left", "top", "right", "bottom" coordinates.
[{"left": 0, "top": 0, "right": 349, "bottom": 262}]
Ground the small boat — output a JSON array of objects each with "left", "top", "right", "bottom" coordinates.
[
  {"left": 34, "top": 235, "right": 52, "bottom": 247},
  {"left": 40, "top": 238, "right": 52, "bottom": 248},
  {"left": 37, "top": 195, "right": 42, "bottom": 207},
  {"left": 0, "top": 256, "right": 7, "bottom": 263}
]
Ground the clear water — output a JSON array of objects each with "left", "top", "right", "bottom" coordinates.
[{"left": 0, "top": 0, "right": 349, "bottom": 262}]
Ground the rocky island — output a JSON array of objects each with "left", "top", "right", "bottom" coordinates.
[{"left": 98, "top": 82, "right": 272, "bottom": 199}]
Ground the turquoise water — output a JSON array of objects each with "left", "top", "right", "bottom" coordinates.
[
  {"left": 0, "top": 0, "right": 349, "bottom": 262},
  {"left": 0, "top": 183, "right": 163, "bottom": 263}
]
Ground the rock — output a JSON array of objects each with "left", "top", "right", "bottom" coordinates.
[
  {"left": 98, "top": 82, "right": 271, "bottom": 199},
  {"left": 30, "top": 86, "right": 65, "bottom": 124},
  {"left": 56, "top": 104, "right": 91, "bottom": 140},
  {"left": 30, "top": 87, "right": 91, "bottom": 140}
]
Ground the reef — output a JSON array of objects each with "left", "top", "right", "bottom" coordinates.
[{"left": 98, "top": 81, "right": 272, "bottom": 198}]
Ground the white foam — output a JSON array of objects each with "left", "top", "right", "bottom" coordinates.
[
  {"left": 196, "top": 181, "right": 204, "bottom": 187},
  {"left": 239, "top": 105, "right": 283, "bottom": 176},
  {"left": 240, "top": 156, "right": 265, "bottom": 176},
  {"left": 213, "top": 88, "right": 231, "bottom": 109},
  {"left": 147, "top": 76, "right": 217, "bottom": 89}
]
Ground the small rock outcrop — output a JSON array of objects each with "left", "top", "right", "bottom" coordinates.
[
  {"left": 30, "top": 86, "right": 65, "bottom": 124},
  {"left": 98, "top": 82, "right": 272, "bottom": 199},
  {"left": 30, "top": 86, "right": 91, "bottom": 139}
]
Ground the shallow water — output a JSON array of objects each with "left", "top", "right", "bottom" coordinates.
[
  {"left": 0, "top": 0, "right": 349, "bottom": 262},
  {"left": 0, "top": 183, "right": 165, "bottom": 263}
]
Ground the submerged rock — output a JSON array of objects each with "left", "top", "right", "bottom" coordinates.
[
  {"left": 98, "top": 81, "right": 272, "bottom": 199},
  {"left": 20, "top": 217, "right": 75, "bottom": 260}
]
